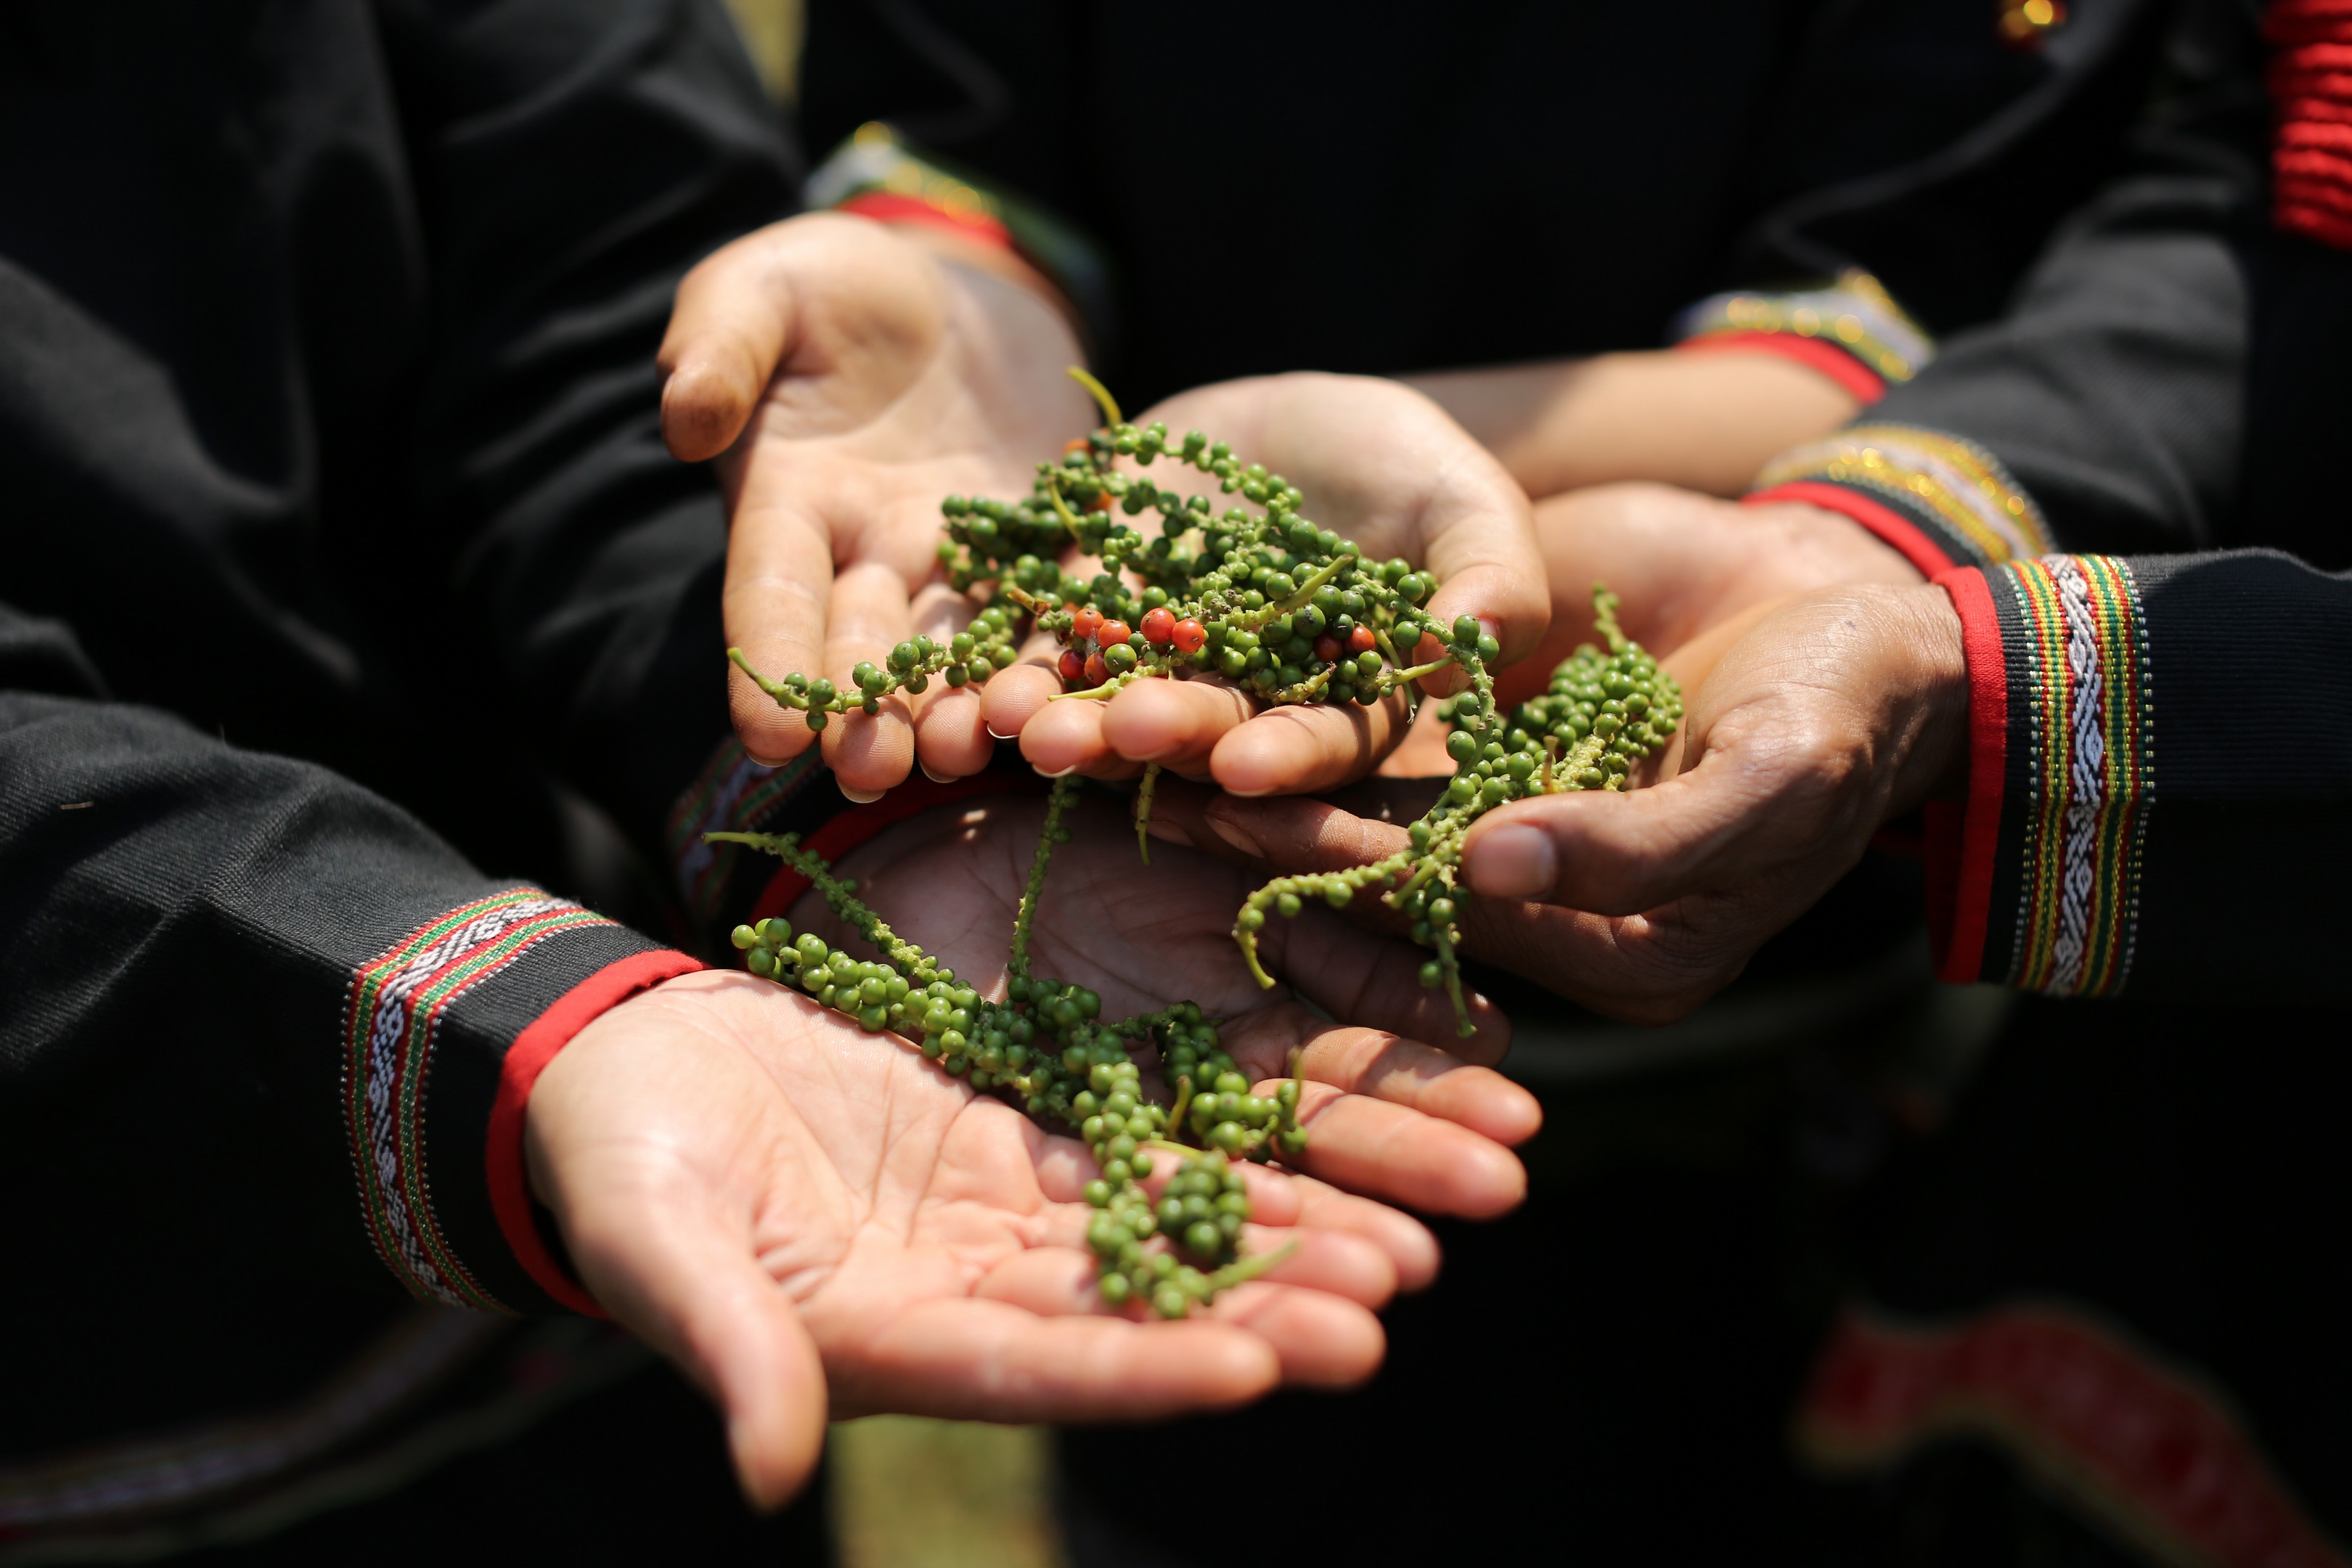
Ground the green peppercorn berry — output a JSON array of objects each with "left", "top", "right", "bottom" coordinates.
[
  {"left": 1275, "top": 891, "right": 1302, "bottom": 918},
  {"left": 730, "top": 924, "right": 758, "bottom": 950},
  {"left": 1418, "top": 960, "right": 1443, "bottom": 988},
  {"left": 1103, "top": 642, "right": 1138, "bottom": 674},
  {"left": 1325, "top": 881, "right": 1352, "bottom": 908},
  {"left": 1428, "top": 897, "right": 1458, "bottom": 923}
]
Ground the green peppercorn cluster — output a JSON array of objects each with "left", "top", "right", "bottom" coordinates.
[
  {"left": 1233, "top": 589, "right": 1682, "bottom": 1035},
  {"left": 706, "top": 775, "right": 1302, "bottom": 1317},
  {"left": 727, "top": 367, "right": 1461, "bottom": 745}
]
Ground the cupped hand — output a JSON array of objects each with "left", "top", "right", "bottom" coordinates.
[
  {"left": 1143, "top": 584, "right": 1970, "bottom": 1024},
  {"left": 529, "top": 968, "right": 1425, "bottom": 1513},
  {"left": 788, "top": 791, "right": 1542, "bottom": 1217},
  {"left": 660, "top": 213, "right": 1092, "bottom": 796},
  {"left": 981, "top": 373, "right": 1545, "bottom": 797},
  {"left": 1490, "top": 483, "right": 1923, "bottom": 710}
]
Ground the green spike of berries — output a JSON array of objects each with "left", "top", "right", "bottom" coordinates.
[
  {"left": 710, "top": 775, "right": 1302, "bottom": 1318},
  {"left": 727, "top": 367, "right": 1682, "bottom": 1048}
]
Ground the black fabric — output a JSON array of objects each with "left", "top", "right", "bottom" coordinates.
[
  {"left": 801, "top": 0, "right": 2207, "bottom": 406},
  {"left": 0, "top": 0, "right": 791, "bottom": 875},
  {"left": 0, "top": 0, "right": 802, "bottom": 1548},
  {"left": 1818, "top": 997, "right": 2352, "bottom": 1557}
]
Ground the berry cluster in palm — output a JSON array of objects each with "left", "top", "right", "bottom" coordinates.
[{"left": 709, "top": 774, "right": 1302, "bottom": 1317}]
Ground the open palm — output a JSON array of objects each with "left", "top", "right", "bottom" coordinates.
[
  {"left": 529, "top": 968, "right": 1413, "bottom": 1509},
  {"left": 661, "top": 213, "right": 1092, "bottom": 793},
  {"left": 789, "top": 791, "right": 1540, "bottom": 1211}
]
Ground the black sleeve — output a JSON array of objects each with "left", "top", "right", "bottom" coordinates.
[
  {"left": 374, "top": 0, "right": 801, "bottom": 864},
  {"left": 0, "top": 603, "right": 696, "bottom": 1319},
  {"left": 1930, "top": 550, "right": 2352, "bottom": 1004},
  {"left": 1744, "top": 5, "right": 2266, "bottom": 566}
]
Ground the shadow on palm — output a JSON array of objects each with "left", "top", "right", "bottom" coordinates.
[{"left": 785, "top": 793, "right": 1538, "bottom": 1218}]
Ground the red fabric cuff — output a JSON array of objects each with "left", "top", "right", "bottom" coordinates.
[
  {"left": 1744, "top": 481, "right": 1964, "bottom": 579},
  {"left": 749, "top": 769, "right": 1050, "bottom": 925},
  {"left": 836, "top": 190, "right": 1016, "bottom": 253},
  {"left": 486, "top": 947, "right": 708, "bottom": 1316},
  {"left": 1676, "top": 330, "right": 1889, "bottom": 404},
  {"left": 1924, "top": 568, "right": 2009, "bottom": 984}
]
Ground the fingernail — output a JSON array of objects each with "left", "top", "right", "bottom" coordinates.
[
  {"left": 986, "top": 725, "right": 1016, "bottom": 741},
  {"left": 1032, "top": 762, "right": 1076, "bottom": 780},
  {"left": 919, "top": 761, "right": 955, "bottom": 783},
  {"left": 838, "top": 780, "right": 886, "bottom": 804},
  {"left": 1466, "top": 823, "right": 1555, "bottom": 899},
  {"left": 1204, "top": 811, "right": 1263, "bottom": 860},
  {"left": 1146, "top": 818, "right": 1192, "bottom": 849}
]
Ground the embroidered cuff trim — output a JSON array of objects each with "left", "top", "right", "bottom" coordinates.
[
  {"left": 1671, "top": 270, "right": 1933, "bottom": 392},
  {"left": 1752, "top": 424, "right": 2051, "bottom": 571},
  {"left": 342, "top": 891, "right": 613, "bottom": 1312},
  {"left": 1993, "top": 555, "right": 2156, "bottom": 997},
  {"left": 663, "top": 737, "right": 828, "bottom": 927}
]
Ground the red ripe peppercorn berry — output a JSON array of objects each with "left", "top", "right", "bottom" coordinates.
[
  {"left": 1087, "top": 491, "right": 1114, "bottom": 514},
  {"left": 1172, "top": 618, "right": 1208, "bottom": 654},
  {"left": 1348, "top": 624, "right": 1378, "bottom": 655},
  {"left": 1313, "top": 634, "right": 1343, "bottom": 663},
  {"left": 1082, "top": 650, "right": 1109, "bottom": 686},
  {"left": 1069, "top": 607, "right": 1104, "bottom": 644},
  {"left": 1099, "top": 619, "right": 1133, "bottom": 648},
  {"left": 1057, "top": 648, "right": 1086, "bottom": 685},
  {"left": 1140, "top": 606, "right": 1177, "bottom": 646}
]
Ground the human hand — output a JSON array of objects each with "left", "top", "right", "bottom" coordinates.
[
  {"left": 1147, "top": 584, "right": 1969, "bottom": 1024},
  {"left": 979, "top": 373, "right": 1545, "bottom": 797},
  {"left": 788, "top": 791, "right": 1541, "bottom": 1211},
  {"left": 1491, "top": 482, "right": 1923, "bottom": 711},
  {"left": 527, "top": 965, "right": 1442, "bottom": 1511},
  {"left": 659, "top": 213, "right": 1092, "bottom": 796}
]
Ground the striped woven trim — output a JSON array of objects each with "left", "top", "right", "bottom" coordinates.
[
  {"left": 1755, "top": 424, "right": 2052, "bottom": 570},
  {"left": 341, "top": 891, "right": 613, "bottom": 1312},
  {"left": 1672, "top": 270, "right": 1934, "bottom": 386},
  {"left": 661, "top": 735, "right": 825, "bottom": 925},
  {"left": 1799, "top": 1301, "right": 2349, "bottom": 1568},
  {"left": 1996, "top": 555, "right": 2155, "bottom": 996}
]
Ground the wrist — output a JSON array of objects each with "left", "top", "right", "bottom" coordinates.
[
  {"left": 1742, "top": 499, "right": 1930, "bottom": 589},
  {"left": 1885, "top": 583, "right": 1973, "bottom": 808}
]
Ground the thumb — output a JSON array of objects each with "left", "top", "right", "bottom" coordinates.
[
  {"left": 1458, "top": 759, "right": 1762, "bottom": 916},
  {"left": 565, "top": 1183, "right": 830, "bottom": 1510},
  {"left": 660, "top": 232, "right": 798, "bottom": 463}
]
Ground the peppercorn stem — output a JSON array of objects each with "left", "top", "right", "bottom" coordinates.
[
  {"left": 1009, "top": 775, "right": 1078, "bottom": 979},
  {"left": 1205, "top": 1238, "right": 1298, "bottom": 1293},
  {"left": 1066, "top": 365, "right": 1122, "bottom": 427},
  {"left": 1135, "top": 761, "right": 1162, "bottom": 865}
]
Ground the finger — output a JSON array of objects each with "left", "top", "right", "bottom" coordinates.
[
  {"left": 660, "top": 231, "right": 794, "bottom": 462},
  {"left": 1458, "top": 759, "right": 1760, "bottom": 913},
  {"left": 988, "top": 1225, "right": 1396, "bottom": 1314},
  {"left": 722, "top": 497, "right": 837, "bottom": 766},
  {"left": 907, "top": 581, "right": 994, "bottom": 779},
  {"left": 1206, "top": 692, "right": 1407, "bottom": 798},
  {"left": 562, "top": 1185, "right": 828, "bottom": 1511},
  {"left": 1273, "top": 1016, "right": 1538, "bottom": 1148},
  {"left": 1015, "top": 693, "right": 1146, "bottom": 781},
  {"left": 1416, "top": 488, "right": 1550, "bottom": 675},
  {"left": 819, "top": 561, "right": 920, "bottom": 796},
  {"left": 1281, "top": 1080, "right": 1527, "bottom": 1219},
  {"left": 823, "top": 1293, "right": 1280, "bottom": 1421},
  {"left": 1202, "top": 1281, "right": 1386, "bottom": 1389},
  {"left": 977, "top": 658, "right": 1063, "bottom": 744},
  {"left": 1236, "top": 1165, "right": 1442, "bottom": 1291},
  {"left": 1275, "top": 908, "right": 1513, "bottom": 1063},
  {"left": 1095, "top": 676, "right": 1257, "bottom": 780}
]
